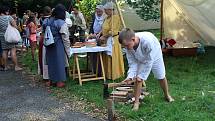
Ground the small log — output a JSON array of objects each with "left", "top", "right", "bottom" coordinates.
[
  {"left": 116, "top": 87, "right": 133, "bottom": 92},
  {"left": 111, "top": 91, "right": 128, "bottom": 96},
  {"left": 109, "top": 96, "right": 128, "bottom": 102},
  {"left": 107, "top": 99, "right": 116, "bottom": 121}
]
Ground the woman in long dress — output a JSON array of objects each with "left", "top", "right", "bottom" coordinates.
[
  {"left": 99, "top": 2, "right": 124, "bottom": 80},
  {"left": 43, "top": 4, "right": 70, "bottom": 87}
]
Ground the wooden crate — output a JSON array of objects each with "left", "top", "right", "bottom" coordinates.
[{"left": 170, "top": 47, "right": 197, "bottom": 56}]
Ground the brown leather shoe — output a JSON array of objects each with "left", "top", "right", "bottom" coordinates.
[{"left": 56, "top": 82, "right": 65, "bottom": 88}]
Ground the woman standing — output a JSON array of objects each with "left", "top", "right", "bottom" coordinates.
[
  {"left": 38, "top": 6, "right": 52, "bottom": 82},
  {"left": 99, "top": 2, "right": 124, "bottom": 80},
  {"left": 26, "top": 13, "right": 37, "bottom": 61},
  {"left": 43, "top": 4, "right": 70, "bottom": 88},
  {"left": 89, "top": 5, "right": 105, "bottom": 35},
  {"left": 0, "top": 5, "right": 22, "bottom": 71}
]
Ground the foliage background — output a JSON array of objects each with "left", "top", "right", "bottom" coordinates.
[
  {"left": 0, "top": 0, "right": 73, "bottom": 16},
  {"left": 126, "top": 0, "right": 161, "bottom": 21},
  {"left": 0, "top": 0, "right": 161, "bottom": 21}
]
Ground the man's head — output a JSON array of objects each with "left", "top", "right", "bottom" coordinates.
[
  {"left": 119, "top": 28, "right": 136, "bottom": 50},
  {"left": 72, "top": 6, "right": 79, "bottom": 15}
]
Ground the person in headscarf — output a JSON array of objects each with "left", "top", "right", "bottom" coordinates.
[
  {"left": 89, "top": 5, "right": 106, "bottom": 35},
  {"left": 99, "top": 2, "right": 124, "bottom": 80},
  {"left": 88, "top": 5, "right": 106, "bottom": 75}
]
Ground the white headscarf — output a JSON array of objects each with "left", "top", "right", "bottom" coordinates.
[
  {"left": 93, "top": 5, "right": 105, "bottom": 34},
  {"left": 103, "top": 2, "right": 116, "bottom": 10}
]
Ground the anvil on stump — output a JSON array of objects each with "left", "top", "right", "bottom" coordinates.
[{"left": 103, "top": 81, "right": 148, "bottom": 121}]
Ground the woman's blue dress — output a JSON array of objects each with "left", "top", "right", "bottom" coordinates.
[{"left": 43, "top": 17, "right": 67, "bottom": 82}]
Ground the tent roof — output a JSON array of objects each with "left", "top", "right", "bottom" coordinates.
[{"left": 163, "top": 0, "right": 215, "bottom": 46}]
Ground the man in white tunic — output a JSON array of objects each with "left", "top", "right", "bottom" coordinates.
[{"left": 119, "top": 28, "right": 174, "bottom": 111}]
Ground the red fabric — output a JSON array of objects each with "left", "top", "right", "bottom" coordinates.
[
  {"left": 38, "top": 35, "right": 44, "bottom": 75},
  {"left": 28, "top": 22, "right": 37, "bottom": 42},
  {"left": 167, "top": 39, "right": 176, "bottom": 46}
]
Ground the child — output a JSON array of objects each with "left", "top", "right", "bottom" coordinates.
[
  {"left": 27, "top": 13, "right": 37, "bottom": 61},
  {"left": 118, "top": 28, "right": 174, "bottom": 111}
]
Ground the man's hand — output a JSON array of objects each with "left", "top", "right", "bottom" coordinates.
[
  {"left": 99, "top": 36, "right": 106, "bottom": 41},
  {"left": 136, "top": 77, "right": 143, "bottom": 82},
  {"left": 122, "top": 78, "right": 133, "bottom": 85}
]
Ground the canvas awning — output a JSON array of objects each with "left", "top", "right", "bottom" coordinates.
[{"left": 163, "top": 0, "right": 215, "bottom": 46}]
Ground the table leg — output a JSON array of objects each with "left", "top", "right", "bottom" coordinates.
[
  {"left": 99, "top": 53, "right": 106, "bottom": 82},
  {"left": 72, "top": 55, "right": 76, "bottom": 80},
  {"left": 87, "top": 54, "right": 89, "bottom": 72},
  {"left": 75, "top": 54, "right": 82, "bottom": 85},
  {"left": 96, "top": 53, "right": 99, "bottom": 78}
]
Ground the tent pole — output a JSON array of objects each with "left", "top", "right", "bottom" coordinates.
[
  {"left": 160, "top": 0, "right": 164, "bottom": 41},
  {"left": 115, "top": 0, "right": 126, "bottom": 28}
]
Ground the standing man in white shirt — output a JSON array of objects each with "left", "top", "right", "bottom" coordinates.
[{"left": 118, "top": 28, "right": 174, "bottom": 111}]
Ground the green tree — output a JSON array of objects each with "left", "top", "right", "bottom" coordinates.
[
  {"left": 0, "top": 0, "right": 72, "bottom": 17},
  {"left": 77, "top": 0, "right": 100, "bottom": 21},
  {"left": 76, "top": 0, "right": 101, "bottom": 25},
  {"left": 126, "top": 0, "right": 160, "bottom": 21}
]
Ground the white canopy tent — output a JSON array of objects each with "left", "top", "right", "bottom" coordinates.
[
  {"left": 102, "top": 0, "right": 215, "bottom": 47},
  {"left": 163, "top": 0, "right": 215, "bottom": 47}
]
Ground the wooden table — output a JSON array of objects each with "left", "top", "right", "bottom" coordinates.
[{"left": 70, "top": 46, "right": 107, "bottom": 85}]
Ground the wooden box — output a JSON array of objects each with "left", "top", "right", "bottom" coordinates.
[{"left": 170, "top": 47, "right": 197, "bottom": 56}]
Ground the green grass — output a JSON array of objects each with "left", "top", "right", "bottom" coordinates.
[
  {"left": 116, "top": 47, "right": 215, "bottom": 120},
  {"left": 21, "top": 43, "right": 215, "bottom": 120},
  {"left": 21, "top": 49, "right": 38, "bottom": 74}
]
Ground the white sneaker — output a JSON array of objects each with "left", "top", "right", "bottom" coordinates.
[{"left": 15, "top": 66, "right": 23, "bottom": 71}]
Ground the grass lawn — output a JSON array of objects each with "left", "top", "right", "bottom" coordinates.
[{"left": 21, "top": 40, "right": 215, "bottom": 120}]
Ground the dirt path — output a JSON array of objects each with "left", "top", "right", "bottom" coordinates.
[{"left": 0, "top": 66, "right": 101, "bottom": 121}]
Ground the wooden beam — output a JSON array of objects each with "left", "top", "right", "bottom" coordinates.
[
  {"left": 160, "top": 0, "right": 164, "bottom": 41},
  {"left": 107, "top": 80, "right": 135, "bottom": 88},
  {"left": 81, "top": 77, "right": 105, "bottom": 82},
  {"left": 107, "top": 99, "right": 116, "bottom": 121},
  {"left": 115, "top": 0, "right": 126, "bottom": 28}
]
